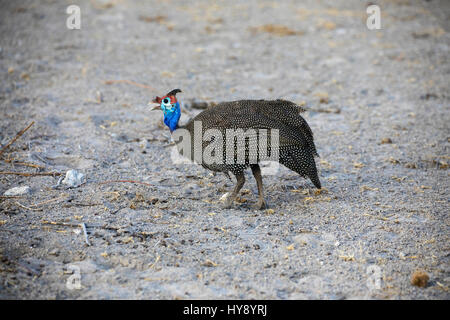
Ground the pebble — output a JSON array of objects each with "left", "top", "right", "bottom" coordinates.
[
  {"left": 48, "top": 248, "right": 60, "bottom": 256},
  {"left": 4, "top": 186, "right": 31, "bottom": 196},
  {"left": 411, "top": 270, "right": 429, "bottom": 288},
  {"left": 380, "top": 137, "right": 393, "bottom": 144},
  {"left": 62, "top": 169, "right": 86, "bottom": 188},
  {"left": 220, "top": 192, "right": 230, "bottom": 202}
]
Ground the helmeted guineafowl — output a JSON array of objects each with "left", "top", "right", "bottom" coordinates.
[{"left": 151, "top": 89, "right": 321, "bottom": 209}]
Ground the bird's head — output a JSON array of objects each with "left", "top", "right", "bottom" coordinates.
[{"left": 150, "top": 89, "right": 182, "bottom": 132}]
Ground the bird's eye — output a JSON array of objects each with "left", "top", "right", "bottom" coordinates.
[{"left": 163, "top": 98, "right": 170, "bottom": 105}]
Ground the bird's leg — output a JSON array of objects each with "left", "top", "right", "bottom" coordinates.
[
  {"left": 223, "top": 172, "right": 245, "bottom": 209},
  {"left": 224, "top": 171, "right": 232, "bottom": 182},
  {"left": 251, "top": 164, "right": 267, "bottom": 210}
]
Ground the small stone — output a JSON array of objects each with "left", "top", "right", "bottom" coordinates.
[
  {"left": 219, "top": 192, "right": 230, "bottom": 202},
  {"left": 62, "top": 169, "right": 86, "bottom": 188},
  {"left": 4, "top": 186, "right": 31, "bottom": 196},
  {"left": 405, "top": 162, "right": 417, "bottom": 169},
  {"left": 20, "top": 72, "right": 30, "bottom": 80},
  {"left": 315, "top": 92, "right": 329, "bottom": 104},
  {"left": 411, "top": 270, "right": 429, "bottom": 288},
  {"left": 353, "top": 162, "right": 364, "bottom": 168},
  {"left": 388, "top": 157, "right": 400, "bottom": 164},
  {"left": 139, "top": 138, "right": 150, "bottom": 149},
  {"left": 380, "top": 137, "right": 392, "bottom": 144},
  {"left": 48, "top": 248, "right": 59, "bottom": 256},
  {"left": 202, "top": 260, "right": 218, "bottom": 267}
]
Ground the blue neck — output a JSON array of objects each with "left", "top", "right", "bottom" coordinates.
[{"left": 163, "top": 102, "right": 181, "bottom": 132}]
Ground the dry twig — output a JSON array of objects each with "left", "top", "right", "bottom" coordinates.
[
  {"left": 28, "top": 194, "right": 69, "bottom": 208},
  {"left": 0, "top": 171, "right": 62, "bottom": 177},
  {"left": 0, "top": 121, "right": 35, "bottom": 158},
  {"left": 14, "top": 201, "right": 42, "bottom": 211},
  {"left": 4, "top": 159, "right": 45, "bottom": 169},
  {"left": 98, "top": 180, "right": 154, "bottom": 187},
  {"left": 104, "top": 79, "right": 155, "bottom": 91}
]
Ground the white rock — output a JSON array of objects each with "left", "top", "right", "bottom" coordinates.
[
  {"left": 4, "top": 186, "right": 31, "bottom": 196},
  {"left": 220, "top": 192, "right": 230, "bottom": 202},
  {"left": 139, "top": 138, "right": 151, "bottom": 149},
  {"left": 62, "top": 169, "right": 86, "bottom": 188}
]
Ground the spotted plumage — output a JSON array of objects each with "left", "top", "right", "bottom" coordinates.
[{"left": 151, "top": 89, "right": 321, "bottom": 209}]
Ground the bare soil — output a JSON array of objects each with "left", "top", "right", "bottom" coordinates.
[{"left": 0, "top": 0, "right": 449, "bottom": 299}]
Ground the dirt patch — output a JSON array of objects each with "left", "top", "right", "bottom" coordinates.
[{"left": 0, "top": 0, "right": 449, "bottom": 299}]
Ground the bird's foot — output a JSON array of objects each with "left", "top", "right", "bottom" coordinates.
[
  {"left": 220, "top": 192, "right": 233, "bottom": 209},
  {"left": 223, "top": 198, "right": 233, "bottom": 209},
  {"left": 254, "top": 199, "right": 267, "bottom": 210}
]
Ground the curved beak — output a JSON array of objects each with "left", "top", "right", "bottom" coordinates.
[{"left": 148, "top": 101, "right": 160, "bottom": 111}]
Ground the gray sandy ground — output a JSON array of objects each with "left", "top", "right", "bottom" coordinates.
[{"left": 0, "top": 0, "right": 449, "bottom": 299}]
